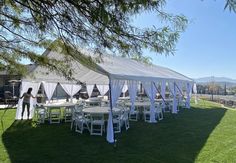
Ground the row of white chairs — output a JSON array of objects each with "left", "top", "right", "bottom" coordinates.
[
  {"left": 129, "top": 104, "right": 164, "bottom": 122},
  {"left": 34, "top": 105, "right": 74, "bottom": 124},
  {"left": 34, "top": 98, "right": 186, "bottom": 125},
  {"left": 71, "top": 105, "right": 130, "bottom": 136},
  {"left": 128, "top": 99, "right": 187, "bottom": 122}
]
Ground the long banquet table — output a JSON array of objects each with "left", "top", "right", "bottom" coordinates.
[
  {"left": 125, "top": 101, "right": 151, "bottom": 107},
  {"left": 83, "top": 106, "right": 121, "bottom": 114},
  {"left": 155, "top": 98, "right": 173, "bottom": 103},
  {"left": 43, "top": 102, "right": 76, "bottom": 120},
  {"left": 43, "top": 102, "right": 76, "bottom": 108},
  {"left": 84, "top": 98, "right": 101, "bottom": 106}
]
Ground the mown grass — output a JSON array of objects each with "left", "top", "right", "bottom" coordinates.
[{"left": 1, "top": 100, "right": 236, "bottom": 163}]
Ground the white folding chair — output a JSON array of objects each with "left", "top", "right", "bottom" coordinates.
[
  {"left": 155, "top": 104, "right": 163, "bottom": 121},
  {"left": 75, "top": 112, "right": 91, "bottom": 134},
  {"left": 113, "top": 111, "right": 122, "bottom": 133},
  {"left": 35, "top": 105, "right": 47, "bottom": 124},
  {"left": 163, "top": 102, "right": 172, "bottom": 112},
  {"left": 178, "top": 98, "right": 186, "bottom": 109},
  {"left": 90, "top": 114, "right": 104, "bottom": 136},
  {"left": 71, "top": 104, "right": 83, "bottom": 130},
  {"left": 129, "top": 106, "right": 139, "bottom": 121},
  {"left": 49, "top": 107, "right": 61, "bottom": 124},
  {"left": 143, "top": 106, "right": 151, "bottom": 122},
  {"left": 121, "top": 107, "right": 130, "bottom": 130},
  {"left": 64, "top": 105, "right": 74, "bottom": 122}
]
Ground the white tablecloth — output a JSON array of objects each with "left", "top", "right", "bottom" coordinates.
[
  {"left": 83, "top": 106, "right": 121, "bottom": 114},
  {"left": 125, "top": 101, "right": 151, "bottom": 107},
  {"left": 118, "top": 97, "right": 130, "bottom": 100},
  {"left": 155, "top": 99, "right": 173, "bottom": 103},
  {"left": 43, "top": 102, "right": 76, "bottom": 108},
  {"left": 84, "top": 99, "right": 101, "bottom": 104}
]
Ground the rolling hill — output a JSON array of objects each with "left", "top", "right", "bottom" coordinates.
[{"left": 195, "top": 77, "right": 236, "bottom": 88}]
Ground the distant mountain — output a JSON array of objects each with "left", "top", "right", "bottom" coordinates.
[
  {"left": 195, "top": 77, "right": 236, "bottom": 87},
  {"left": 195, "top": 77, "right": 236, "bottom": 83}
]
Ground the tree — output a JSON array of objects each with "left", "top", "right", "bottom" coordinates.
[
  {"left": 207, "top": 77, "right": 220, "bottom": 100},
  {"left": 225, "top": 0, "right": 236, "bottom": 12},
  {"left": 131, "top": 54, "right": 153, "bottom": 65},
  {"left": 196, "top": 84, "right": 207, "bottom": 94},
  {"left": 0, "top": 0, "right": 188, "bottom": 79},
  {"left": 0, "top": 0, "right": 234, "bottom": 79},
  {"left": 224, "top": 83, "right": 227, "bottom": 95}
]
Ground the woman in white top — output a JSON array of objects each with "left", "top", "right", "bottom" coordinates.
[{"left": 20, "top": 88, "right": 35, "bottom": 120}]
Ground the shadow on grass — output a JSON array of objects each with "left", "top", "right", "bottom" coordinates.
[{"left": 2, "top": 106, "right": 226, "bottom": 163}]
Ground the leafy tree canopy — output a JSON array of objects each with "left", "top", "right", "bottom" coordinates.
[
  {"left": 225, "top": 0, "right": 236, "bottom": 12},
  {"left": 0, "top": 0, "right": 234, "bottom": 79}
]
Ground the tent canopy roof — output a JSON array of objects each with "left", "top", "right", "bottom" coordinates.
[{"left": 23, "top": 49, "right": 193, "bottom": 85}]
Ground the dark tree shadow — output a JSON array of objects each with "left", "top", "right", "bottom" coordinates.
[{"left": 2, "top": 106, "right": 226, "bottom": 163}]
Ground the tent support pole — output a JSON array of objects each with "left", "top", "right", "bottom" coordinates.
[
  {"left": 153, "top": 82, "right": 167, "bottom": 105},
  {"left": 108, "top": 78, "right": 116, "bottom": 147}
]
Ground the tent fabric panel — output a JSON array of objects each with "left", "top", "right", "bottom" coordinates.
[{"left": 15, "top": 81, "right": 41, "bottom": 120}]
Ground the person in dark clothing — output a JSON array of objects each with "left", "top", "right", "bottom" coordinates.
[{"left": 20, "top": 88, "right": 35, "bottom": 120}]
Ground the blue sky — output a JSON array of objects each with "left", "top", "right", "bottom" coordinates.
[{"left": 133, "top": 0, "right": 236, "bottom": 79}]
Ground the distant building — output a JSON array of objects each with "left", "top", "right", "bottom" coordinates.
[
  {"left": 0, "top": 64, "right": 35, "bottom": 100},
  {"left": 0, "top": 71, "right": 21, "bottom": 100}
]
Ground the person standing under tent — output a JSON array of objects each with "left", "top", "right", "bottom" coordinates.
[{"left": 20, "top": 88, "right": 35, "bottom": 120}]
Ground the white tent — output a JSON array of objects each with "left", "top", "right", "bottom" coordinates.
[{"left": 16, "top": 48, "right": 193, "bottom": 143}]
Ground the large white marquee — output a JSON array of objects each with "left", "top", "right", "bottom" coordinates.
[{"left": 16, "top": 48, "right": 194, "bottom": 143}]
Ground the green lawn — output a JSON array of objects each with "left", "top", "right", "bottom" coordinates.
[{"left": 1, "top": 100, "right": 236, "bottom": 163}]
